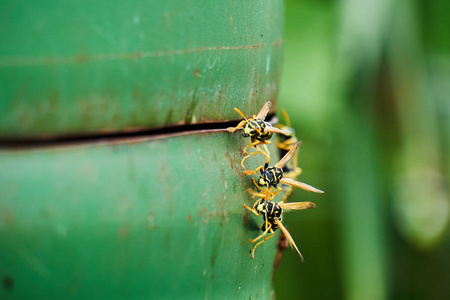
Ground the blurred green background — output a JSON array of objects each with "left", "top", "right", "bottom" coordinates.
[{"left": 274, "top": 0, "right": 450, "bottom": 299}]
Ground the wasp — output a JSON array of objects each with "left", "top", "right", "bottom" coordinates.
[
  {"left": 227, "top": 101, "right": 288, "bottom": 169},
  {"left": 276, "top": 109, "right": 302, "bottom": 178},
  {"left": 276, "top": 109, "right": 302, "bottom": 201},
  {"left": 244, "top": 141, "right": 324, "bottom": 197},
  {"left": 244, "top": 194, "right": 316, "bottom": 260}
]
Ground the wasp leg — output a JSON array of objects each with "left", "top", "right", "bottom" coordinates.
[
  {"left": 250, "top": 228, "right": 275, "bottom": 259},
  {"left": 270, "top": 185, "right": 282, "bottom": 197},
  {"left": 262, "top": 186, "right": 275, "bottom": 203},
  {"left": 227, "top": 120, "right": 246, "bottom": 133},
  {"left": 241, "top": 142, "right": 271, "bottom": 169},
  {"left": 243, "top": 204, "right": 260, "bottom": 216},
  {"left": 249, "top": 189, "right": 274, "bottom": 201},
  {"left": 250, "top": 224, "right": 271, "bottom": 243},
  {"left": 247, "top": 188, "right": 271, "bottom": 198},
  {"left": 276, "top": 139, "right": 295, "bottom": 151},
  {"left": 251, "top": 178, "right": 267, "bottom": 192},
  {"left": 261, "top": 144, "right": 271, "bottom": 165},
  {"left": 276, "top": 138, "right": 285, "bottom": 150},
  {"left": 243, "top": 140, "right": 262, "bottom": 155},
  {"left": 243, "top": 165, "right": 265, "bottom": 176},
  {"left": 247, "top": 188, "right": 264, "bottom": 199},
  {"left": 243, "top": 166, "right": 264, "bottom": 175},
  {"left": 244, "top": 143, "right": 270, "bottom": 168},
  {"left": 241, "top": 150, "right": 263, "bottom": 169}
]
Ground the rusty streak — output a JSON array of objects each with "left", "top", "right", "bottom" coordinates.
[{"left": 0, "top": 40, "right": 283, "bottom": 68}]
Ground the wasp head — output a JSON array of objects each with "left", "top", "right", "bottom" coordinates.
[
  {"left": 255, "top": 199, "right": 267, "bottom": 214},
  {"left": 242, "top": 123, "right": 256, "bottom": 137},
  {"left": 242, "top": 119, "right": 266, "bottom": 138},
  {"left": 258, "top": 176, "right": 268, "bottom": 187}
]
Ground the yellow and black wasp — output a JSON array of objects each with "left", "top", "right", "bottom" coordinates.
[
  {"left": 244, "top": 193, "right": 316, "bottom": 260},
  {"left": 227, "top": 101, "right": 288, "bottom": 169},
  {"left": 244, "top": 141, "right": 324, "bottom": 197},
  {"left": 276, "top": 109, "right": 302, "bottom": 201},
  {"left": 276, "top": 109, "right": 302, "bottom": 178}
]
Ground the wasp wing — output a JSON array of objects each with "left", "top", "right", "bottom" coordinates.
[
  {"left": 280, "top": 177, "right": 324, "bottom": 193},
  {"left": 255, "top": 101, "right": 271, "bottom": 120},
  {"left": 265, "top": 126, "right": 289, "bottom": 135},
  {"left": 274, "top": 218, "right": 304, "bottom": 261},
  {"left": 278, "top": 201, "right": 316, "bottom": 211},
  {"left": 275, "top": 141, "right": 302, "bottom": 169}
]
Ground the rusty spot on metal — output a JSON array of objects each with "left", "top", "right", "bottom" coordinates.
[
  {"left": 224, "top": 152, "right": 234, "bottom": 168},
  {"left": 77, "top": 54, "right": 88, "bottom": 63},
  {"left": 272, "top": 39, "right": 283, "bottom": 48},
  {"left": 192, "top": 69, "right": 202, "bottom": 77},
  {"left": 131, "top": 52, "right": 142, "bottom": 59},
  {"left": 198, "top": 207, "right": 207, "bottom": 217},
  {"left": 0, "top": 41, "right": 281, "bottom": 67},
  {"left": 225, "top": 151, "right": 246, "bottom": 183},
  {"left": 118, "top": 227, "right": 128, "bottom": 237}
]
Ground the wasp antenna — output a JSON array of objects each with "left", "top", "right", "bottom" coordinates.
[
  {"left": 281, "top": 109, "right": 291, "bottom": 127},
  {"left": 234, "top": 108, "right": 248, "bottom": 121}
]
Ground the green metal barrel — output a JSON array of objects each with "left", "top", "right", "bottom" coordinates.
[
  {"left": 0, "top": 1, "right": 284, "bottom": 298},
  {"left": 0, "top": 0, "right": 283, "bottom": 138}
]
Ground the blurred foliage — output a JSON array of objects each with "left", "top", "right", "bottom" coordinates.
[{"left": 273, "top": 0, "right": 450, "bottom": 299}]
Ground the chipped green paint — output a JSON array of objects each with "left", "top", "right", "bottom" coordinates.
[
  {"left": 0, "top": 131, "right": 282, "bottom": 299},
  {"left": 0, "top": 0, "right": 283, "bottom": 138}
]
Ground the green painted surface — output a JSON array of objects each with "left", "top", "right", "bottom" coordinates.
[
  {"left": 0, "top": 131, "right": 282, "bottom": 299},
  {"left": 0, "top": 0, "right": 283, "bottom": 138}
]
